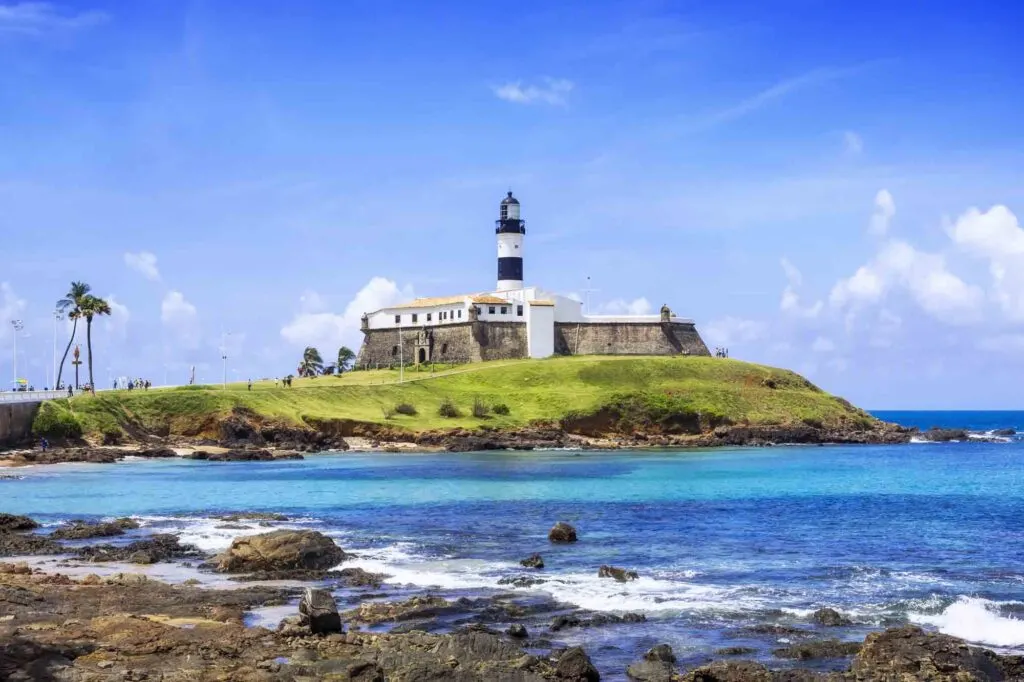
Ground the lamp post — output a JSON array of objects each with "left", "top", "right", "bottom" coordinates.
[
  {"left": 10, "top": 319, "right": 23, "bottom": 387},
  {"left": 220, "top": 331, "right": 230, "bottom": 389}
]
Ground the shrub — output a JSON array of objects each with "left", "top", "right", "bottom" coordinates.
[
  {"left": 381, "top": 405, "right": 396, "bottom": 419},
  {"left": 472, "top": 398, "right": 490, "bottom": 419},
  {"left": 31, "top": 402, "right": 83, "bottom": 439},
  {"left": 438, "top": 398, "right": 460, "bottom": 418},
  {"left": 492, "top": 403, "right": 510, "bottom": 416},
  {"left": 394, "top": 403, "right": 417, "bottom": 416},
  {"left": 101, "top": 425, "right": 123, "bottom": 445}
]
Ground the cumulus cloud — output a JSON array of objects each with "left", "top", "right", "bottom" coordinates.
[
  {"left": 0, "top": 2, "right": 109, "bottom": 37},
  {"left": 161, "top": 290, "right": 200, "bottom": 348},
  {"left": 492, "top": 78, "right": 574, "bottom": 106},
  {"left": 280, "top": 277, "right": 413, "bottom": 352},
  {"left": 947, "top": 205, "right": 1024, "bottom": 320},
  {"left": 779, "top": 258, "right": 823, "bottom": 318},
  {"left": 103, "top": 295, "right": 130, "bottom": 339},
  {"left": 843, "top": 131, "right": 863, "bottom": 156},
  {"left": 869, "top": 189, "right": 896, "bottom": 236},
  {"left": 703, "top": 317, "right": 765, "bottom": 347},
  {"left": 598, "top": 297, "right": 652, "bottom": 315},
  {"left": 124, "top": 251, "right": 160, "bottom": 281}
]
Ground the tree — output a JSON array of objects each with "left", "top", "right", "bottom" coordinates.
[
  {"left": 79, "top": 294, "right": 111, "bottom": 395},
  {"left": 55, "top": 281, "right": 91, "bottom": 389},
  {"left": 321, "top": 364, "right": 337, "bottom": 376},
  {"left": 337, "top": 346, "right": 356, "bottom": 373},
  {"left": 298, "top": 346, "right": 324, "bottom": 377}
]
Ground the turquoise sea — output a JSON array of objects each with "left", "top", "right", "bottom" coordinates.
[{"left": 4, "top": 410, "right": 1024, "bottom": 678}]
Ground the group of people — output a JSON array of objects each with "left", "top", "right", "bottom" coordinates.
[
  {"left": 713, "top": 347, "right": 730, "bottom": 358},
  {"left": 274, "top": 377, "right": 294, "bottom": 387},
  {"left": 114, "top": 378, "right": 152, "bottom": 391}
]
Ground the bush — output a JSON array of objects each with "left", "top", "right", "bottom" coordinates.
[
  {"left": 31, "top": 402, "right": 83, "bottom": 439},
  {"left": 101, "top": 425, "right": 123, "bottom": 445},
  {"left": 472, "top": 398, "right": 490, "bottom": 418},
  {"left": 438, "top": 398, "right": 460, "bottom": 418},
  {"left": 394, "top": 403, "right": 417, "bottom": 416},
  {"left": 492, "top": 403, "right": 510, "bottom": 416},
  {"left": 381, "top": 405, "right": 396, "bottom": 419}
]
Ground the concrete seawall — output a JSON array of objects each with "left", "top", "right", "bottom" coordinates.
[{"left": 0, "top": 402, "right": 39, "bottom": 447}]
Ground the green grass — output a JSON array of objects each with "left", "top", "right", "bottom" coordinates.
[{"left": 46, "top": 356, "right": 875, "bottom": 440}]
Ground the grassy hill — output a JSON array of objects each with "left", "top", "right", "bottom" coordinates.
[{"left": 37, "top": 356, "right": 876, "bottom": 442}]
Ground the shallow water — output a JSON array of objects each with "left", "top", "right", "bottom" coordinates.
[{"left": 5, "top": 411, "right": 1024, "bottom": 678}]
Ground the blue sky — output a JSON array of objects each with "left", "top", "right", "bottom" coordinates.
[{"left": 1, "top": 0, "right": 1023, "bottom": 407}]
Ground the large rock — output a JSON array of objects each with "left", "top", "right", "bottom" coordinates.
[
  {"left": 0, "top": 532, "right": 65, "bottom": 557},
  {"left": 520, "top": 553, "right": 544, "bottom": 569},
  {"left": 213, "top": 530, "right": 346, "bottom": 574},
  {"left": 678, "top": 661, "right": 775, "bottom": 681},
  {"left": 598, "top": 565, "right": 638, "bottom": 582},
  {"left": 849, "top": 625, "right": 1024, "bottom": 681},
  {"left": 0, "top": 514, "right": 38, "bottom": 532},
  {"left": 298, "top": 587, "right": 342, "bottom": 634},
  {"left": 50, "top": 518, "right": 138, "bottom": 540},
  {"left": 555, "top": 646, "right": 600, "bottom": 681},
  {"left": 627, "top": 644, "right": 676, "bottom": 682},
  {"left": 74, "top": 534, "right": 204, "bottom": 564},
  {"left": 810, "top": 607, "right": 851, "bottom": 627},
  {"left": 549, "top": 522, "right": 578, "bottom": 543},
  {"left": 772, "top": 639, "right": 860, "bottom": 660}
]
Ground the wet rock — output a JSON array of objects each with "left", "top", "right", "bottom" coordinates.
[
  {"left": 850, "top": 625, "right": 1023, "bottom": 681},
  {"left": 299, "top": 587, "right": 342, "bottom": 634},
  {"left": 810, "top": 607, "right": 851, "bottom": 627},
  {"left": 772, "top": 638, "right": 860, "bottom": 660},
  {"left": 0, "top": 532, "right": 65, "bottom": 557},
  {"left": 555, "top": 646, "right": 600, "bottom": 681},
  {"left": 993, "top": 428, "right": 1016, "bottom": 437},
  {"left": 334, "top": 567, "right": 387, "bottom": 588},
  {"left": 50, "top": 518, "right": 139, "bottom": 540},
  {"left": 134, "top": 447, "right": 178, "bottom": 458},
  {"left": 520, "top": 553, "right": 544, "bottom": 569},
  {"left": 213, "top": 530, "right": 346, "bottom": 574},
  {"left": 550, "top": 614, "right": 582, "bottom": 631},
  {"left": 551, "top": 612, "right": 645, "bottom": 631},
  {"left": 738, "top": 623, "right": 813, "bottom": 637},
  {"left": 74, "top": 534, "right": 204, "bottom": 564},
  {"left": 497, "top": 575, "right": 546, "bottom": 588},
  {"left": 0, "top": 514, "right": 39, "bottom": 532},
  {"left": 349, "top": 595, "right": 455, "bottom": 625},
  {"left": 215, "top": 512, "right": 289, "bottom": 522},
  {"left": 627, "top": 644, "right": 676, "bottom": 682},
  {"left": 715, "top": 646, "right": 757, "bottom": 656},
  {"left": 678, "top": 661, "right": 775, "bottom": 681},
  {"left": 188, "top": 448, "right": 291, "bottom": 462},
  {"left": 508, "top": 623, "right": 528, "bottom": 639},
  {"left": 549, "top": 522, "right": 578, "bottom": 543},
  {"left": 919, "top": 427, "right": 970, "bottom": 442},
  {"left": 598, "top": 565, "right": 638, "bottom": 582}
]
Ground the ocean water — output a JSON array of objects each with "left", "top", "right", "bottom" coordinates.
[{"left": 4, "top": 410, "right": 1024, "bottom": 678}]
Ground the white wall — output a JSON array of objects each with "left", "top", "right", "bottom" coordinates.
[
  {"left": 368, "top": 304, "right": 471, "bottom": 329},
  {"left": 526, "top": 303, "right": 555, "bottom": 358}
]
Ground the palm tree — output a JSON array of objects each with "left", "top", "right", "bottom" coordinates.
[
  {"left": 299, "top": 346, "right": 324, "bottom": 377},
  {"left": 55, "top": 281, "right": 91, "bottom": 389},
  {"left": 79, "top": 294, "right": 111, "bottom": 394},
  {"left": 337, "top": 346, "right": 355, "bottom": 373}
]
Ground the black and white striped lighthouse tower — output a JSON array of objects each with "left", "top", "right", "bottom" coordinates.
[{"left": 495, "top": 191, "right": 526, "bottom": 291}]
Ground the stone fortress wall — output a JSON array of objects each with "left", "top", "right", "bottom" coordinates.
[{"left": 357, "top": 319, "right": 709, "bottom": 368}]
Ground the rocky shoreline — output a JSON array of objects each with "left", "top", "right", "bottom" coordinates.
[{"left": 1, "top": 515, "right": 1021, "bottom": 681}]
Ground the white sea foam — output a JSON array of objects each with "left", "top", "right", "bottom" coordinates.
[
  {"left": 910, "top": 596, "right": 1024, "bottom": 648},
  {"left": 134, "top": 514, "right": 324, "bottom": 553}
]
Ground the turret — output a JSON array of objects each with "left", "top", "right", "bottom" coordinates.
[{"left": 495, "top": 191, "right": 526, "bottom": 291}]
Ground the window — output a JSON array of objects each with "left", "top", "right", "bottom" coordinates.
[
  {"left": 517, "top": 305, "right": 523, "bottom": 316},
  {"left": 501, "top": 306, "right": 508, "bottom": 314},
  {"left": 441, "top": 343, "right": 448, "bottom": 355},
  {"left": 458, "top": 309, "right": 462, "bottom": 319},
  {"left": 488, "top": 306, "right": 495, "bottom": 314},
  {"left": 394, "top": 314, "right": 401, "bottom": 324},
  {"left": 391, "top": 346, "right": 398, "bottom": 357},
  {"left": 426, "top": 313, "right": 432, "bottom": 322},
  {"left": 412, "top": 313, "right": 418, "bottom": 323}
]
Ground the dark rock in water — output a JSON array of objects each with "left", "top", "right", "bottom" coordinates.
[
  {"left": 497, "top": 575, "right": 546, "bottom": 588},
  {"left": 134, "top": 447, "right": 178, "bottom": 458},
  {"left": 213, "top": 530, "right": 346, "bottom": 574},
  {"left": 507, "top": 623, "right": 529, "bottom": 639},
  {"left": 216, "top": 512, "right": 289, "bottom": 522},
  {"left": 50, "top": 517, "right": 138, "bottom": 540},
  {"left": 810, "top": 607, "right": 852, "bottom": 627},
  {"left": 598, "top": 564, "right": 638, "bottom": 582},
  {"left": 551, "top": 612, "right": 645, "bottom": 631},
  {"left": 520, "top": 553, "right": 544, "bottom": 569},
  {"left": 993, "top": 428, "right": 1016, "bottom": 437},
  {"left": 715, "top": 646, "right": 758, "bottom": 656},
  {"left": 627, "top": 644, "right": 677, "bottom": 682},
  {"left": 555, "top": 646, "right": 600, "bottom": 681},
  {"left": 74, "top": 534, "right": 204, "bottom": 564},
  {"left": 188, "top": 449, "right": 301, "bottom": 462},
  {"left": 772, "top": 638, "right": 861, "bottom": 660},
  {"left": 0, "top": 513, "right": 38, "bottom": 532},
  {"left": 549, "top": 522, "right": 578, "bottom": 543},
  {"left": 551, "top": 614, "right": 582, "bottom": 632},
  {"left": 738, "top": 623, "right": 813, "bottom": 637},
  {"left": 334, "top": 567, "right": 387, "bottom": 588},
  {"left": 299, "top": 587, "right": 342, "bottom": 634},
  {"left": 850, "top": 625, "right": 1024, "bottom": 681},
  {"left": 919, "top": 427, "right": 971, "bottom": 442},
  {"left": 0, "top": 532, "right": 65, "bottom": 556}
]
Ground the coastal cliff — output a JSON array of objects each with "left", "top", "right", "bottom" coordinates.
[{"left": 17, "top": 356, "right": 909, "bottom": 453}]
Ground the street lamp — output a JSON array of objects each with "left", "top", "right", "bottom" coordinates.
[
  {"left": 220, "top": 331, "right": 231, "bottom": 389},
  {"left": 10, "top": 320, "right": 23, "bottom": 387}
]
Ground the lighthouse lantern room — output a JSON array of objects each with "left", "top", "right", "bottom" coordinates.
[{"left": 495, "top": 191, "right": 526, "bottom": 291}]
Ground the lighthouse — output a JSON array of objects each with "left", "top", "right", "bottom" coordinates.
[{"left": 495, "top": 191, "right": 526, "bottom": 291}]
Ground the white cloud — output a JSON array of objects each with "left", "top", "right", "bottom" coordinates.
[
  {"left": 811, "top": 336, "right": 836, "bottom": 353},
  {"left": 161, "top": 290, "right": 200, "bottom": 349},
  {"left": 0, "top": 282, "right": 26, "bottom": 340},
  {"left": 843, "top": 131, "right": 863, "bottom": 156},
  {"left": 492, "top": 78, "right": 574, "bottom": 106},
  {"left": 948, "top": 205, "right": 1024, "bottom": 321},
  {"left": 280, "top": 277, "right": 413, "bottom": 352},
  {"left": 779, "top": 258, "right": 823, "bottom": 318},
  {"left": 703, "top": 317, "right": 765, "bottom": 347},
  {"left": 0, "top": 2, "right": 108, "bottom": 37},
  {"left": 869, "top": 189, "right": 895, "bottom": 236},
  {"left": 598, "top": 297, "right": 652, "bottom": 315},
  {"left": 830, "top": 265, "right": 885, "bottom": 308},
  {"left": 124, "top": 251, "right": 160, "bottom": 281},
  {"left": 103, "top": 295, "right": 130, "bottom": 339}
]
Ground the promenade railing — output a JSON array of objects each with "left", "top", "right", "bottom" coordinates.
[{"left": 0, "top": 390, "right": 67, "bottom": 404}]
